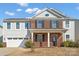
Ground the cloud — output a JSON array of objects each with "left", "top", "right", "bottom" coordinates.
[
  {"left": 35, "top": 9, "right": 42, "bottom": 15},
  {"left": 18, "top": 3, "right": 28, "bottom": 7},
  {"left": 25, "top": 8, "right": 41, "bottom": 14},
  {"left": 25, "top": 8, "right": 34, "bottom": 14},
  {"left": 5, "top": 11, "right": 15, "bottom": 16},
  {"left": 16, "top": 9, "right": 22, "bottom": 12},
  {"left": 33, "top": 8, "right": 39, "bottom": 11}
]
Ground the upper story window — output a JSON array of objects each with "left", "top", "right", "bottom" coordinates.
[
  {"left": 51, "top": 20, "right": 59, "bottom": 28},
  {"left": 65, "top": 21, "right": 69, "bottom": 28},
  {"left": 25, "top": 22, "right": 31, "bottom": 29},
  {"left": 45, "top": 14, "right": 49, "bottom": 16},
  {"left": 16, "top": 22, "right": 20, "bottom": 29},
  {"left": 7, "top": 22, "right": 11, "bottom": 29},
  {"left": 36, "top": 20, "right": 44, "bottom": 28},
  {"left": 8, "top": 38, "right": 12, "bottom": 40}
]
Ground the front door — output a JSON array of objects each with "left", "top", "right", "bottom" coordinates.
[
  {"left": 37, "top": 34, "right": 43, "bottom": 47},
  {"left": 52, "top": 34, "right": 58, "bottom": 46}
]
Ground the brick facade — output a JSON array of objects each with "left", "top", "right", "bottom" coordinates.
[
  {"left": 30, "top": 19, "right": 63, "bottom": 47},
  {"left": 50, "top": 33, "right": 62, "bottom": 47},
  {"left": 30, "top": 19, "right": 63, "bottom": 29},
  {"left": 44, "top": 20, "right": 50, "bottom": 29},
  {"left": 30, "top": 20, "right": 35, "bottom": 29},
  {"left": 33, "top": 33, "right": 62, "bottom": 47}
]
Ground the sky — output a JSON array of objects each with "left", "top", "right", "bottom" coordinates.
[{"left": 0, "top": 3, "right": 79, "bottom": 25}]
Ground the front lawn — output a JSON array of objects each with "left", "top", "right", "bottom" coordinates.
[{"left": 5, "top": 47, "right": 79, "bottom": 56}]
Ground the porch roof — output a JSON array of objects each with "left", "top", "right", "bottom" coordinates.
[{"left": 29, "top": 29, "right": 67, "bottom": 33}]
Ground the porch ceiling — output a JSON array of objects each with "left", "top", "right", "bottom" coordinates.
[{"left": 29, "top": 29, "right": 67, "bottom": 33}]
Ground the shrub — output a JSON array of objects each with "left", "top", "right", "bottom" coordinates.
[
  {"left": 68, "top": 41, "right": 75, "bottom": 47},
  {"left": 74, "top": 42, "right": 79, "bottom": 48},
  {"left": 62, "top": 40, "right": 79, "bottom": 48},
  {"left": 63, "top": 40, "right": 70, "bottom": 47},
  {"left": 25, "top": 40, "right": 34, "bottom": 48},
  {"left": 25, "top": 40, "right": 35, "bottom": 52},
  {"left": 0, "top": 43, "right": 3, "bottom": 47},
  {"left": 63, "top": 40, "right": 75, "bottom": 47}
]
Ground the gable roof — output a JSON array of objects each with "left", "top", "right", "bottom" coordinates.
[
  {"left": 32, "top": 8, "right": 69, "bottom": 18},
  {"left": 3, "top": 8, "right": 79, "bottom": 22}
]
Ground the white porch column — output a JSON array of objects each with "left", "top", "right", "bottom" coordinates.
[
  {"left": 62, "top": 32, "right": 65, "bottom": 41},
  {"left": 31, "top": 32, "right": 33, "bottom": 42},
  {"left": 48, "top": 32, "right": 50, "bottom": 47}
]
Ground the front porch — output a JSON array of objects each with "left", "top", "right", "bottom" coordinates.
[
  {"left": 30, "top": 29, "right": 67, "bottom": 48},
  {"left": 31, "top": 32, "right": 62, "bottom": 48}
]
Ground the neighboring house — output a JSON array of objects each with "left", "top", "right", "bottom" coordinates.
[
  {"left": 3, "top": 8, "right": 79, "bottom": 47},
  {"left": 0, "top": 25, "right": 3, "bottom": 43}
]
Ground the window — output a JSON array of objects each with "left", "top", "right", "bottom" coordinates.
[
  {"left": 8, "top": 38, "right": 12, "bottom": 40},
  {"left": 16, "top": 22, "right": 20, "bottom": 29},
  {"left": 65, "top": 21, "right": 69, "bottom": 28},
  {"left": 7, "top": 22, "right": 11, "bottom": 29},
  {"left": 35, "top": 34, "right": 45, "bottom": 42},
  {"left": 18, "top": 38, "right": 23, "bottom": 40},
  {"left": 13, "top": 38, "right": 17, "bottom": 40},
  {"left": 35, "top": 34, "right": 43, "bottom": 42},
  {"left": 37, "top": 34, "right": 43, "bottom": 42},
  {"left": 51, "top": 20, "right": 59, "bottom": 28},
  {"left": 45, "top": 14, "right": 49, "bottom": 16},
  {"left": 36, "top": 20, "right": 44, "bottom": 28},
  {"left": 66, "top": 35, "right": 70, "bottom": 39},
  {"left": 24, "top": 38, "right": 28, "bottom": 40},
  {"left": 25, "top": 22, "right": 31, "bottom": 29}
]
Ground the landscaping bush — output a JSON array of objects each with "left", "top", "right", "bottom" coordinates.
[
  {"left": 63, "top": 40, "right": 70, "bottom": 47},
  {"left": 68, "top": 41, "right": 75, "bottom": 47},
  {"left": 25, "top": 40, "right": 34, "bottom": 48},
  {"left": 63, "top": 40, "right": 75, "bottom": 47},
  {"left": 74, "top": 42, "right": 79, "bottom": 48},
  {"left": 0, "top": 43, "right": 3, "bottom": 47},
  {"left": 25, "top": 40, "right": 35, "bottom": 52}
]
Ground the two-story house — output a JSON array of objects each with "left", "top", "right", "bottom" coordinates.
[{"left": 3, "top": 8, "right": 79, "bottom": 47}]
